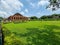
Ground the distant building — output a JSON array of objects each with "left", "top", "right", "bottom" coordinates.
[{"left": 8, "top": 13, "right": 29, "bottom": 22}]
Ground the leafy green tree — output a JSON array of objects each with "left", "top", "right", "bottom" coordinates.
[
  {"left": 40, "top": 16, "right": 48, "bottom": 19},
  {"left": 52, "top": 14, "right": 60, "bottom": 16},
  {"left": 0, "top": 17, "right": 3, "bottom": 21},
  {"left": 30, "top": 16, "right": 38, "bottom": 20},
  {"left": 47, "top": 0, "right": 60, "bottom": 11}
]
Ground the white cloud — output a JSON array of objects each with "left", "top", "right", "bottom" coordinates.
[
  {"left": 52, "top": 9, "right": 60, "bottom": 14},
  {"left": 5, "top": 0, "right": 23, "bottom": 10},
  {"left": 0, "top": 11, "right": 8, "bottom": 18},
  {"left": 47, "top": 5, "right": 58, "bottom": 11},
  {"left": 25, "top": 9, "right": 29, "bottom": 13},
  {"left": 30, "top": 3, "right": 35, "bottom": 8},
  {"left": 20, "top": 11, "right": 25, "bottom": 15},
  {"left": 0, "top": 0, "right": 24, "bottom": 17},
  {"left": 47, "top": 5, "right": 53, "bottom": 11},
  {"left": 0, "top": 11, "right": 7, "bottom": 15},
  {"left": 38, "top": 0, "right": 49, "bottom": 6},
  {"left": 0, "top": 0, "right": 12, "bottom": 11}
]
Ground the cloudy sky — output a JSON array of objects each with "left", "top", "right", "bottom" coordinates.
[{"left": 0, "top": 0, "right": 60, "bottom": 18}]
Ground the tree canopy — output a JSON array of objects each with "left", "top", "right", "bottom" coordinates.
[
  {"left": 30, "top": 16, "right": 38, "bottom": 20},
  {"left": 47, "top": 0, "right": 60, "bottom": 11},
  {"left": 0, "top": 17, "right": 3, "bottom": 21}
]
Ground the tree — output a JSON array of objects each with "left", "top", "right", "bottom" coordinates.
[
  {"left": 0, "top": 17, "right": 3, "bottom": 22},
  {"left": 30, "top": 16, "right": 38, "bottom": 20},
  {"left": 47, "top": 0, "right": 60, "bottom": 11},
  {"left": 52, "top": 14, "right": 59, "bottom": 16},
  {"left": 40, "top": 16, "right": 48, "bottom": 19},
  {"left": 0, "top": 17, "right": 3, "bottom": 20}
]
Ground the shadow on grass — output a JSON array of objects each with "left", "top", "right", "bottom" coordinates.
[
  {"left": 2, "top": 25, "right": 60, "bottom": 45},
  {"left": 18, "top": 25, "right": 60, "bottom": 45}
]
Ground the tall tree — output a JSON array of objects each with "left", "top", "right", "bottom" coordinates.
[
  {"left": 47, "top": 0, "right": 60, "bottom": 11},
  {"left": 30, "top": 16, "right": 38, "bottom": 20},
  {"left": 0, "top": 17, "right": 3, "bottom": 22}
]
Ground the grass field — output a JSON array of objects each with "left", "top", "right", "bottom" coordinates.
[{"left": 3, "top": 21, "right": 60, "bottom": 45}]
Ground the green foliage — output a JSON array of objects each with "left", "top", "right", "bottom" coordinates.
[
  {"left": 47, "top": 0, "right": 60, "bottom": 11},
  {"left": 2, "top": 21, "right": 60, "bottom": 45},
  {"left": 4, "top": 34, "right": 23, "bottom": 45},
  {"left": 30, "top": 16, "right": 38, "bottom": 20},
  {"left": 0, "top": 17, "right": 3, "bottom": 22},
  {"left": 30, "top": 14, "right": 60, "bottom": 21},
  {"left": 3, "top": 27, "right": 24, "bottom": 45},
  {"left": 40, "top": 16, "right": 48, "bottom": 19},
  {"left": 40, "top": 14, "right": 60, "bottom": 21},
  {"left": 0, "top": 17, "right": 3, "bottom": 20}
]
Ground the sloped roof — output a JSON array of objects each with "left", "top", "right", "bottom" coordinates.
[{"left": 13, "top": 13, "right": 23, "bottom": 16}]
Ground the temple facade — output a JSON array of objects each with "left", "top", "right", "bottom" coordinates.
[{"left": 8, "top": 13, "right": 29, "bottom": 21}]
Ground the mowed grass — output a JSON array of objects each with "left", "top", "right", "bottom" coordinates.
[
  {"left": 3, "top": 21, "right": 60, "bottom": 33},
  {"left": 3, "top": 21, "right": 60, "bottom": 45}
]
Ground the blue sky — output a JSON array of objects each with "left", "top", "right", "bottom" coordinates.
[{"left": 0, "top": 0, "right": 60, "bottom": 18}]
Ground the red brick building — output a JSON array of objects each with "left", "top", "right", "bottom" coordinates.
[{"left": 8, "top": 13, "right": 29, "bottom": 21}]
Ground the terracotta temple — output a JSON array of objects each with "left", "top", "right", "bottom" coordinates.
[{"left": 8, "top": 13, "right": 29, "bottom": 21}]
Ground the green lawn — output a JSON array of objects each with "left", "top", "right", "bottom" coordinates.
[{"left": 3, "top": 21, "right": 60, "bottom": 45}]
